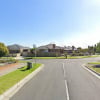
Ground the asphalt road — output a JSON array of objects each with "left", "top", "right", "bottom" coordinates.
[{"left": 10, "top": 57, "right": 100, "bottom": 100}]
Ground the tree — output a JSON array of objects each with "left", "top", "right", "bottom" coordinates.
[
  {"left": 64, "top": 53, "right": 68, "bottom": 59},
  {"left": 88, "top": 46, "right": 94, "bottom": 55},
  {"left": 72, "top": 46, "right": 75, "bottom": 51},
  {"left": 0, "top": 42, "right": 9, "bottom": 57},
  {"left": 96, "top": 42, "right": 100, "bottom": 53},
  {"left": 77, "top": 47, "right": 82, "bottom": 53}
]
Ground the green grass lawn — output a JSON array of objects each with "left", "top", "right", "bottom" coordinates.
[
  {"left": 0, "top": 63, "right": 41, "bottom": 94},
  {"left": 87, "top": 61, "right": 100, "bottom": 74},
  {"left": 88, "top": 62, "right": 100, "bottom": 64},
  {"left": 87, "top": 65, "right": 100, "bottom": 73},
  {"left": 0, "top": 57, "right": 14, "bottom": 59},
  {"left": 24, "top": 55, "right": 100, "bottom": 59}
]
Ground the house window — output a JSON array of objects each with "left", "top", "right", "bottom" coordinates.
[
  {"left": 23, "top": 49, "right": 28, "bottom": 52},
  {"left": 44, "top": 49, "right": 48, "bottom": 52}
]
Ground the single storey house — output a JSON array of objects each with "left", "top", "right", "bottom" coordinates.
[{"left": 7, "top": 44, "right": 30, "bottom": 57}]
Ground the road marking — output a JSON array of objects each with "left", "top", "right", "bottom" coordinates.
[
  {"left": 62, "top": 63, "right": 66, "bottom": 78},
  {"left": 62, "top": 63, "right": 70, "bottom": 100},
  {"left": 82, "top": 64, "right": 100, "bottom": 80}
]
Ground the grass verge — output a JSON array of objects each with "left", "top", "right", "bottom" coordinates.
[
  {"left": 88, "top": 62, "right": 100, "bottom": 64},
  {"left": 24, "top": 55, "right": 100, "bottom": 59},
  {"left": 0, "top": 63, "right": 41, "bottom": 94},
  {"left": 87, "top": 62, "right": 100, "bottom": 74},
  {"left": 87, "top": 65, "right": 100, "bottom": 74}
]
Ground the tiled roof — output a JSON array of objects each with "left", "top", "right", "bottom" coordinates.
[
  {"left": 38, "top": 44, "right": 77, "bottom": 50},
  {"left": 7, "top": 44, "right": 30, "bottom": 50},
  {"left": 64, "top": 46, "right": 77, "bottom": 50},
  {"left": 38, "top": 44, "right": 62, "bottom": 50}
]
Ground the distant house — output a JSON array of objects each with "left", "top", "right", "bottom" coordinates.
[
  {"left": 37, "top": 44, "right": 77, "bottom": 56},
  {"left": 63, "top": 46, "right": 77, "bottom": 54},
  {"left": 7, "top": 44, "right": 30, "bottom": 57},
  {"left": 37, "top": 44, "right": 64, "bottom": 54}
]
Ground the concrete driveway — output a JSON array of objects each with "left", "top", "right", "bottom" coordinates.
[{"left": 10, "top": 57, "right": 100, "bottom": 100}]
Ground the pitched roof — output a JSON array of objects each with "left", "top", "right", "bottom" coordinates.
[
  {"left": 38, "top": 44, "right": 62, "bottom": 50},
  {"left": 38, "top": 46, "right": 48, "bottom": 50},
  {"left": 64, "top": 46, "right": 77, "bottom": 50},
  {"left": 7, "top": 44, "right": 30, "bottom": 50}
]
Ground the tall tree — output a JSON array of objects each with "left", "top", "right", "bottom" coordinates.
[
  {"left": 88, "top": 46, "right": 94, "bottom": 55},
  {"left": 0, "top": 42, "right": 9, "bottom": 57},
  {"left": 72, "top": 46, "right": 75, "bottom": 51},
  {"left": 77, "top": 47, "right": 82, "bottom": 53},
  {"left": 96, "top": 42, "right": 100, "bottom": 53}
]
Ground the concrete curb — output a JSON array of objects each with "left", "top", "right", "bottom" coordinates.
[
  {"left": 0, "top": 64, "right": 44, "bottom": 100},
  {"left": 82, "top": 64, "right": 100, "bottom": 80}
]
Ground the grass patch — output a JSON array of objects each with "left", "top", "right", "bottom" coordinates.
[
  {"left": 0, "top": 63, "right": 41, "bottom": 94},
  {"left": 24, "top": 55, "right": 100, "bottom": 59},
  {"left": 0, "top": 57, "right": 14, "bottom": 59},
  {"left": 88, "top": 62, "right": 100, "bottom": 64},
  {"left": 24, "top": 57, "right": 65, "bottom": 59},
  {"left": 87, "top": 65, "right": 100, "bottom": 73}
]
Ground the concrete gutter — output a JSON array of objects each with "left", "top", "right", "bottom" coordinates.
[
  {"left": 0, "top": 64, "right": 44, "bottom": 100},
  {"left": 82, "top": 64, "right": 100, "bottom": 80},
  {"left": 83, "top": 64, "right": 100, "bottom": 76}
]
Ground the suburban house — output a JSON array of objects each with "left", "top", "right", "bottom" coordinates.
[
  {"left": 7, "top": 44, "right": 30, "bottom": 57},
  {"left": 37, "top": 44, "right": 64, "bottom": 54},
  {"left": 7, "top": 43, "right": 77, "bottom": 57},
  {"left": 63, "top": 46, "right": 77, "bottom": 54},
  {"left": 37, "top": 44, "right": 77, "bottom": 56}
]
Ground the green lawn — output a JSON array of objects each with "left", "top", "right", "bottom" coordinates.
[
  {"left": 24, "top": 55, "right": 100, "bottom": 59},
  {"left": 0, "top": 57, "right": 14, "bottom": 59},
  {"left": 87, "top": 61, "right": 100, "bottom": 74},
  {"left": 0, "top": 63, "right": 41, "bottom": 94},
  {"left": 87, "top": 65, "right": 100, "bottom": 73},
  {"left": 24, "top": 57, "right": 65, "bottom": 59},
  {"left": 88, "top": 62, "right": 100, "bottom": 64}
]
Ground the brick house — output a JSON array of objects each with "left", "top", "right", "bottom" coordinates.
[
  {"left": 37, "top": 44, "right": 64, "bottom": 54},
  {"left": 37, "top": 44, "right": 77, "bottom": 56}
]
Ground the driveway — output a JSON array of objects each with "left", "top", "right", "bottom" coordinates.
[{"left": 10, "top": 57, "right": 100, "bottom": 100}]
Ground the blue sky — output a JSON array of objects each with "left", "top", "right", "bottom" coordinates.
[{"left": 0, "top": 0, "right": 100, "bottom": 48}]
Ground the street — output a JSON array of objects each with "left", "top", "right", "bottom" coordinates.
[{"left": 10, "top": 57, "right": 100, "bottom": 100}]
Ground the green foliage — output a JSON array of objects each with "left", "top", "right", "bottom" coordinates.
[
  {"left": 88, "top": 46, "right": 94, "bottom": 55},
  {"left": 0, "top": 42, "right": 9, "bottom": 57},
  {"left": 0, "top": 59, "right": 18, "bottom": 63},
  {"left": 64, "top": 53, "right": 68, "bottom": 59},
  {"left": 96, "top": 42, "right": 100, "bottom": 53}
]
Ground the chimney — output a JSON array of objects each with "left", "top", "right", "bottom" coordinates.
[{"left": 53, "top": 44, "right": 56, "bottom": 49}]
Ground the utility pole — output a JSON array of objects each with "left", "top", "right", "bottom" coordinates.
[{"left": 33, "top": 44, "right": 37, "bottom": 64}]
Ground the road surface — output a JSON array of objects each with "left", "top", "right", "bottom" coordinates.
[{"left": 10, "top": 57, "right": 100, "bottom": 100}]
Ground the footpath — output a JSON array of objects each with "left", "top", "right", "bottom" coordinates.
[{"left": 0, "top": 63, "right": 26, "bottom": 76}]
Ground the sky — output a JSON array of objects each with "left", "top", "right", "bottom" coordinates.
[{"left": 0, "top": 0, "right": 100, "bottom": 48}]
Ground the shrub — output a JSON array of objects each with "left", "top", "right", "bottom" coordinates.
[{"left": 0, "top": 59, "right": 18, "bottom": 63}]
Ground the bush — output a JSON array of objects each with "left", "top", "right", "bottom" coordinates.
[
  {"left": 0, "top": 59, "right": 18, "bottom": 63},
  {"left": 70, "top": 53, "right": 84, "bottom": 56},
  {"left": 70, "top": 53, "right": 77, "bottom": 56},
  {"left": 78, "top": 53, "right": 84, "bottom": 56},
  {"left": 36, "top": 52, "right": 60, "bottom": 57}
]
